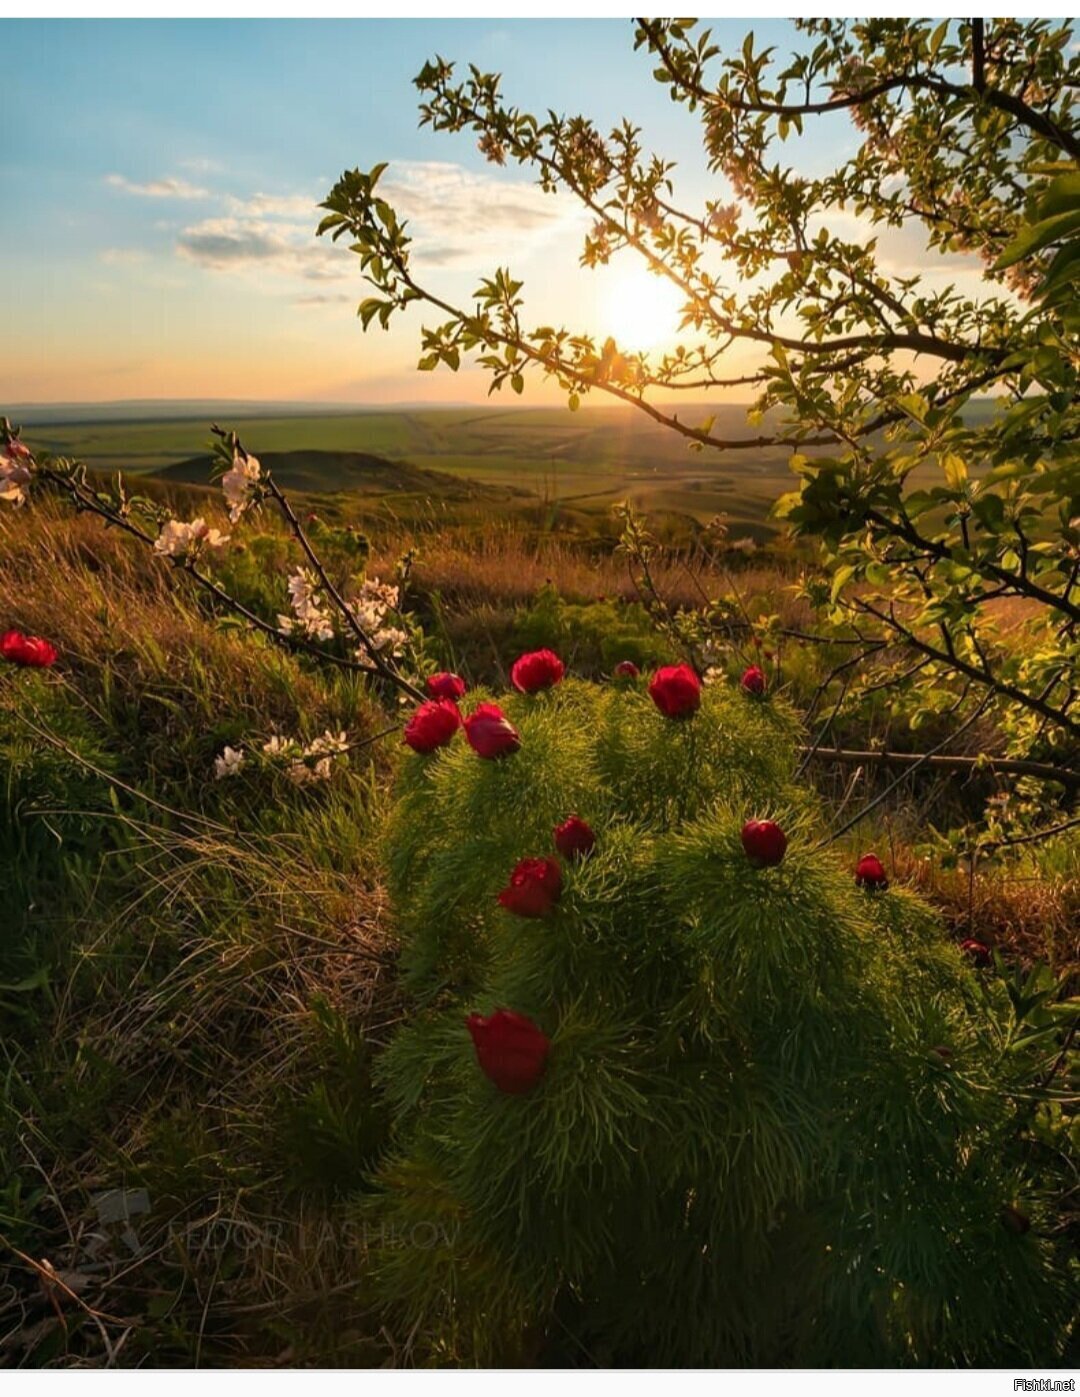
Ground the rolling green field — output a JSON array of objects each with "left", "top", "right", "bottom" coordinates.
[
  {"left": 17, "top": 404, "right": 795, "bottom": 531},
  {"left": 13, "top": 398, "right": 1001, "bottom": 536}
]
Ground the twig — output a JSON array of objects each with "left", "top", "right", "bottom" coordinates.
[{"left": 799, "top": 746, "right": 1079, "bottom": 787}]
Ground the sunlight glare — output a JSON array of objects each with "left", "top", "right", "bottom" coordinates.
[{"left": 602, "top": 266, "right": 684, "bottom": 353}]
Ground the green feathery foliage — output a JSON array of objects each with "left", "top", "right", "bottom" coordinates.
[{"left": 372, "top": 675, "right": 1075, "bottom": 1365}]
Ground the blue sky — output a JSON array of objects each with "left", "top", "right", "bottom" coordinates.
[{"left": 2, "top": 19, "right": 846, "bottom": 404}]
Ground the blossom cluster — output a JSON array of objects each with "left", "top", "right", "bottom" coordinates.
[
  {"left": 347, "top": 577, "right": 408, "bottom": 658},
  {"left": 153, "top": 517, "right": 230, "bottom": 560},
  {"left": 221, "top": 448, "right": 262, "bottom": 523},
  {"left": 279, "top": 569, "right": 334, "bottom": 642},
  {"left": 0, "top": 439, "right": 33, "bottom": 507},
  {"left": 212, "top": 730, "right": 350, "bottom": 785}
]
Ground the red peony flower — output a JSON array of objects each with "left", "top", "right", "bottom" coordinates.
[
  {"left": 553, "top": 815, "right": 595, "bottom": 861},
  {"left": 426, "top": 670, "right": 467, "bottom": 701},
  {"left": 613, "top": 660, "right": 640, "bottom": 679},
  {"left": 510, "top": 648, "right": 565, "bottom": 694},
  {"left": 740, "top": 664, "right": 767, "bottom": 696},
  {"left": 741, "top": 819, "right": 788, "bottom": 866},
  {"left": 0, "top": 629, "right": 58, "bottom": 668},
  {"left": 465, "top": 702, "right": 521, "bottom": 759},
  {"left": 403, "top": 699, "right": 461, "bottom": 754},
  {"left": 467, "top": 1009, "right": 550, "bottom": 1095},
  {"left": 854, "top": 852, "right": 889, "bottom": 889},
  {"left": 960, "top": 937, "right": 991, "bottom": 968},
  {"left": 498, "top": 855, "right": 562, "bottom": 918},
  {"left": 648, "top": 663, "right": 701, "bottom": 719}
]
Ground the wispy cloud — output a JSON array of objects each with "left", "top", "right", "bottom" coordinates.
[
  {"left": 384, "top": 160, "right": 578, "bottom": 261},
  {"left": 105, "top": 173, "right": 210, "bottom": 200},
  {"left": 172, "top": 161, "right": 581, "bottom": 291},
  {"left": 176, "top": 215, "right": 342, "bottom": 281}
]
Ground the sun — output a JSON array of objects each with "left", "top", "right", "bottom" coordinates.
[{"left": 601, "top": 265, "right": 684, "bottom": 352}]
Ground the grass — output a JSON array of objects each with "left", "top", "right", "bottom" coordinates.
[{"left": 0, "top": 478, "right": 1075, "bottom": 1366}]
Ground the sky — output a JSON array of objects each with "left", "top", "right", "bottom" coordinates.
[{"left": 0, "top": 18, "right": 987, "bottom": 407}]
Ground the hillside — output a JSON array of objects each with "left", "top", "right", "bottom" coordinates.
[{"left": 157, "top": 448, "right": 534, "bottom": 502}]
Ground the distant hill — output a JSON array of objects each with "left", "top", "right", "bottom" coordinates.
[{"left": 157, "top": 448, "right": 533, "bottom": 502}]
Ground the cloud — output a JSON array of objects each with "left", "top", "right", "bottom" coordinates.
[
  {"left": 106, "top": 173, "right": 211, "bottom": 200},
  {"left": 229, "top": 191, "right": 322, "bottom": 219},
  {"left": 176, "top": 215, "right": 343, "bottom": 281},
  {"left": 294, "top": 291, "right": 356, "bottom": 307},
  {"left": 172, "top": 161, "right": 582, "bottom": 290},
  {"left": 382, "top": 160, "right": 580, "bottom": 263}
]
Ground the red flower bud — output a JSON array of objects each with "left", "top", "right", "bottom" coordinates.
[
  {"left": 425, "top": 670, "right": 467, "bottom": 701},
  {"left": 960, "top": 937, "right": 991, "bottom": 968},
  {"left": 855, "top": 853, "right": 889, "bottom": 889},
  {"left": 740, "top": 664, "right": 767, "bottom": 696},
  {"left": 553, "top": 815, "right": 595, "bottom": 861},
  {"left": 467, "top": 1009, "right": 550, "bottom": 1095},
  {"left": 498, "top": 855, "right": 562, "bottom": 918},
  {"left": 464, "top": 702, "right": 521, "bottom": 760},
  {"left": 741, "top": 819, "right": 788, "bottom": 866},
  {"left": 648, "top": 663, "right": 701, "bottom": 719},
  {"left": 0, "top": 629, "right": 58, "bottom": 668},
  {"left": 613, "top": 660, "right": 640, "bottom": 679},
  {"left": 510, "top": 648, "right": 565, "bottom": 694},
  {"left": 403, "top": 699, "right": 461, "bottom": 754}
]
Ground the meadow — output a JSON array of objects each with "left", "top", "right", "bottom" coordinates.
[
  {"left": 10, "top": 403, "right": 849, "bottom": 536},
  {"left": 0, "top": 410, "right": 1076, "bottom": 1367}
]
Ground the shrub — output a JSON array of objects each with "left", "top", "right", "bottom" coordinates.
[
  {"left": 512, "top": 584, "right": 674, "bottom": 676},
  {"left": 369, "top": 673, "right": 1074, "bottom": 1365}
]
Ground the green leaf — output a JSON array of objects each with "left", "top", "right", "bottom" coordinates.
[
  {"left": 830, "top": 564, "right": 855, "bottom": 602},
  {"left": 994, "top": 208, "right": 1080, "bottom": 270}
]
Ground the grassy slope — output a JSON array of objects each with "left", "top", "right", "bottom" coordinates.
[{"left": 0, "top": 416, "right": 1074, "bottom": 1367}]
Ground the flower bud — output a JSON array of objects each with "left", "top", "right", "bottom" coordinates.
[
  {"left": 511, "top": 648, "right": 565, "bottom": 694},
  {"left": 0, "top": 629, "right": 58, "bottom": 668},
  {"left": 741, "top": 819, "right": 788, "bottom": 867},
  {"left": 648, "top": 663, "right": 701, "bottom": 719},
  {"left": 554, "top": 815, "right": 596, "bottom": 861},
  {"left": 403, "top": 699, "right": 461, "bottom": 754},
  {"left": 498, "top": 856, "right": 562, "bottom": 918},
  {"left": 467, "top": 1009, "right": 550, "bottom": 1094},
  {"left": 465, "top": 703, "right": 521, "bottom": 759},
  {"left": 855, "top": 853, "right": 889, "bottom": 889},
  {"left": 426, "top": 671, "right": 467, "bottom": 701}
]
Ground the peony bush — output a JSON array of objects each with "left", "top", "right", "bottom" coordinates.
[{"left": 366, "top": 655, "right": 1074, "bottom": 1366}]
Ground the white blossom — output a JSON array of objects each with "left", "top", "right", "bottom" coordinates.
[
  {"left": 213, "top": 745, "right": 246, "bottom": 779},
  {"left": 280, "top": 568, "right": 334, "bottom": 642},
  {"left": 154, "top": 517, "right": 229, "bottom": 559},
  {"left": 262, "top": 734, "right": 298, "bottom": 760},
  {"left": 263, "top": 730, "right": 348, "bottom": 786},
  {"left": 371, "top": 625, "right": 409, "bottom": 657},
  {"left": 0, "top": 452, "right": 32, "bottom": 507},
  {"left": 346, "top": 577, "right": 407, "bottom": 658},
  {"left": 221, "top": 449, "right": 261, "bottom": 523}
]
